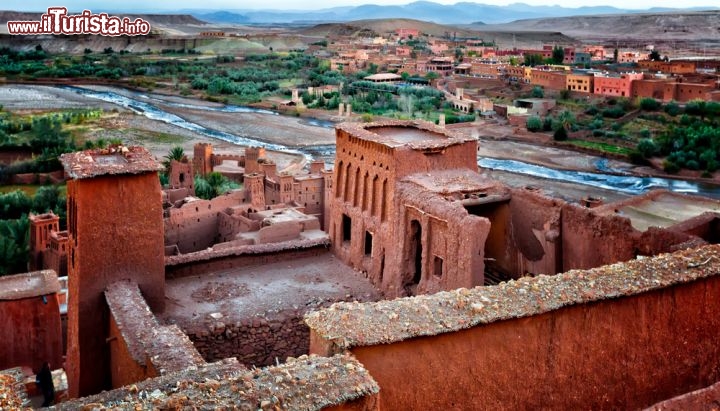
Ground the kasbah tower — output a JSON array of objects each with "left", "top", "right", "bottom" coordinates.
[{"left": 60, "top": 147, "right": 165, "bottom": 397}]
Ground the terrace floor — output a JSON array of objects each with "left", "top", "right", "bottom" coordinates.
[{"left": 159, "top": 252, "right": 381, "bottom": 333}]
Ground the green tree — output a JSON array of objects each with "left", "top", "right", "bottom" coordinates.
[
  {"left": 531, "top": 86, "right": 544, "bottom": 98},
  {"left": 0, "top": 215, "right": 29, "bottom": 276},
  {"left": 552, "top": 46, "right": 565, "bottom": 64},
  {"left": 523, "top": 53, "right": 543, "bottom": 67},
  {"left": 649, "top": 50, "right": 661, "bottom": 61}
]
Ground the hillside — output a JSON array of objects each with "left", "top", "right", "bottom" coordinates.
[
  {"left": 475, "top": 10, "right": 720, "bottom": 42},
  {"left": 301, "top": 18, "right": 578, "bottom": 48}
]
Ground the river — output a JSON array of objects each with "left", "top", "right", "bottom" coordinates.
[{"left": 63, "top": 86, "right": 720, "bottom": 199}]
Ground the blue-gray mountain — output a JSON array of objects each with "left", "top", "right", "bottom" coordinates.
[{"left": 188, "top": 1, "right": 716, "bottom": 25}]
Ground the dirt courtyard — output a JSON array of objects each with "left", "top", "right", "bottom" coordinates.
[{"left": 160, "top": 252, "right": 381, "bottom": 334}]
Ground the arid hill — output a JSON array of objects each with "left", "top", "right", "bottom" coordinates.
[
  {"left": 474, "top": 10, "right": 720, "bottom": 44},
  {"left": 301, "top": 18, "right": 577, "bottom": 47}
]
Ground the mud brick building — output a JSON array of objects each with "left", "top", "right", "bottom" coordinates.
[
  {"left": 60, "top": 146, "right": 165, "bottom": 397},
  {"left": 0, "top": 270, "right": 63, "bottom": 372},
  {"left": 330, "top": 121, "right": 509, "bottom": 297}
]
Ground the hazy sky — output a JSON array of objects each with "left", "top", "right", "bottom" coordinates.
[{"left": 4, "top": 0, "right": 719, "bottom": 12}]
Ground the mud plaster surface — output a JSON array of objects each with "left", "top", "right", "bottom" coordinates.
[{"left": 160, "top": 253, "right": 380, "bottom": 334}]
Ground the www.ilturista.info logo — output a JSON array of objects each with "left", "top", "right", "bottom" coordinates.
[{"left": 7, "top": 7, "right": 151, "bottom": 36}]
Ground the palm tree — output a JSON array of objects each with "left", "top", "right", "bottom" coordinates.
[{"left": 163, "top": 146, "right": 186, "bottom": 170}]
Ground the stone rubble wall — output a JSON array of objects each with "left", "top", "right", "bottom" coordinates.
[{"left": 186, "top": 310, "right": 311, "bottom": 367}]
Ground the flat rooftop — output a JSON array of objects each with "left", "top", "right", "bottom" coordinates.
[
  {"left": 599, "top": 191, "right": 720, "bottom": 231},
  {"left": 403, "top": 169, "right": 508, "bottom": 198},
  {"left": 337, "top": 120, "right": 476, "bottom": 150},
  {"left": 160, "top": 253, "right": 380, "bottom": 334},
  {"left": 0, "top": 270, "right": 59, "bottom": 300},
  {"left": 60, "top": 146, "right": 162, "bottom": 179},
  {"left": 369, "top": 126, "right": 447, "bottom": 144}
]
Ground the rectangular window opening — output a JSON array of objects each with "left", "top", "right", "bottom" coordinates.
[
  {"left": 342, "top": 214, "right": 352, "bottom": 243},
  {"left": 365, "top": 231, "right": 373, "bottom": 256},
  {"left": 433, "top": 256, "right": 443, "bottom": 278}
]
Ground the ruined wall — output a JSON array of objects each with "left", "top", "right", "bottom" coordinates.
[
  {"left": 560, "top": 203, "right": 638, "bottom": 271},
  {"left": 393, "top": 187, "right": 490, "bottom": 297},
  {"left": 168, "top": 160, "right": 193, "bottom": 191},
  {"left": 217, "top": 209, "right": 259, "bottom": 242},
  {"left": 164, "top": 191, "right": 247, "bottom": 254},
  {"left": 507, "top": 188, "right": 563, "bottom": 276},
  {"left": 308, "top": 245, "right": 720, "bottom": 410},
  {"left": 0, "top": 272, "right": 63, "bottom": 372}
]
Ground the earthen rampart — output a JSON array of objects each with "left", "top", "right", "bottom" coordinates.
[
  {"left": 308, "top": 245, "right": 720, "bottom": 409},
  {"left": 56, "top": 354, "right": 379, "bottom": 410},
  {"left": 105, "top": 280, "right": 205, "bottom": 389}
]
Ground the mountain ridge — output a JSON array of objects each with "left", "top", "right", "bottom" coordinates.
[{"left": 189, "top": 1, "right": 717, "bottom": 25}]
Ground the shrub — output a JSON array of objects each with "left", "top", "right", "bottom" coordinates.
[
  {"left": 637, "top": 138, "right": 658, "bottom": 158},
  {"left": 639, "top": 97, "right": 661, "bottom": 111},
  {"left": 602, "top": 106, "right": 625, "bottom": 119},
  {"left": 531, "top": 86, "right": 544, "bottom": 98},
  {"left": 526, "top": 116, "right": 542, "bottom": 132},
  {"left": 553, "top": 126, "right": 568, "bottom": 141},
  {"left": 664, "top": 101, "right": 680, "bottom": 116},
  {"left": 663, "top": 160, "right": 680, "bottom": 174}
]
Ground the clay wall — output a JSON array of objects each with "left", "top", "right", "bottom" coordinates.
[
  {"left": 164, "top": 190, "right": 247, "bottom": 254},
  {"left": 65, "top": 171, "right": 165, "bottom": 398},
  {"left": 392, "top": 188, "right": 490, "bottom": 296},
  {"left": 295, "top": 176, "right": 325, "bottom": 218},
  {"left": 105, "top": 281, "right": 205, "bottom": 389},
  {"left": 308, "top": 246, "right": 720, "bottom": 410},
  {"left": 192, "top": 143, "right": 212, "bottom": 177},
  {"left": 632, "top": 78, "right": 668, "bottom": 100},
  {"left": 0, "top": 272, "right": 63, "bottom": 372},
  {"left": 666, "top": 212, "right": 720, "bottom": 243},
  {"left": 217, "top": 209, "right": 258, "bottom": 242},
  {"left": 45, "top": 231, "right": 69, "bottom": 277},
  {"left": 639, "top": 60, "right": 697, "bottom": 74},
  {"left": 164, "top": 199, "right": 220, "bottom": 253},
  {"left": 460, "top": 188, "right": 563, "bottom": 279},
  {"left": 674, "top": 83, "right": 713, "bottom": 102},
  {"left": 165, "top": 241, "right": 329, "bottom": 278},
  {"left": 257, "top": 221, "right": 302, "bottom": 244},
  {"left": 9, "top": 170, "right": 65, "bottom": 185},
  {"left": 530, "top": 70, "right": 566, "bottom": 90},
  {"left": 165, "top": 187, "right": 193, "bottom": 203},
  {"left": 168, "top": 160, "right": 193, "bottom": 191},
  {"left": 29, "top": 212, "right": 59, "bottom": 271},
  {"left": 560, "top": 203, "right": 638, "bottom": 271}
]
